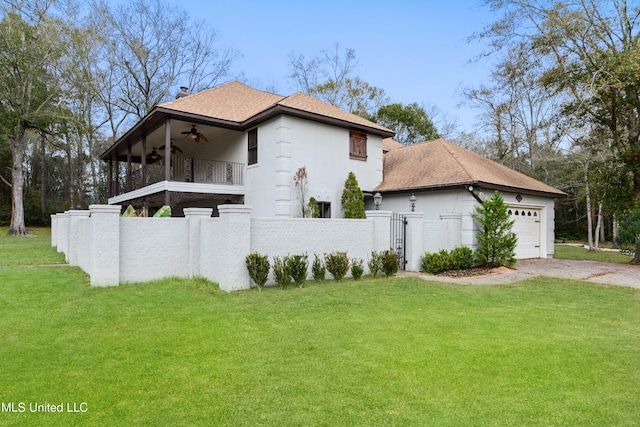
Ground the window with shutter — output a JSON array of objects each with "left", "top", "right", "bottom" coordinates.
[
  {"left": 248, "top": 129, "right": 258, "bottom": 165},
  {"left": 349, "top": 131, "right": 367, "bottom": 160}
]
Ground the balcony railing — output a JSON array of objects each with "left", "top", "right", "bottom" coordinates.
[{"left": 116, "top": 156, "right": 243, "bottom": 195}]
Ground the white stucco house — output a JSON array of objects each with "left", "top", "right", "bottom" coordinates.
[
  {"left": 100, "top": 81, "right": 393, "bottom": 218},
  {"left": 99, "top": 81, "right": 565, "bottom": 260},
  {"left": 372, "top": 139, "right": 566, "bottom": 259}
]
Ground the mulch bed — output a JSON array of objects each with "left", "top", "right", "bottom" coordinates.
[{"left": 437, "top": 266, "right": 505, "bottom": 278}]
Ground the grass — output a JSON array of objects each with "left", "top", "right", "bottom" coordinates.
[
  {"left": 554, "top": 243, "right": 635, "bottom": 263},
  {"left": 0, "top": 227, "right": 65, "bottom": 265},
  {"left": 1, "top": 230, "right": 639, "bottom": 425}
]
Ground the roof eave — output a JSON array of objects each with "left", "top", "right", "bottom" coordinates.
[
  {"left": 376, "top": 181, "right": 567, "bottom": 198},
  {"left": 100, "top": 104, "right": 394, "bottom": 161}
]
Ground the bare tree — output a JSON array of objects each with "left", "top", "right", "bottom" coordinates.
[
  {"left": 92, "top": 0, "right": 238, "bottom": 133},
  {"left": 288, "top": 43, "right": 388, "bottom": 117}
]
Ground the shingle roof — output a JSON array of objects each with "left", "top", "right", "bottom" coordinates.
[
  {"left": 278, "top": 92, "right": 392, "bottom": 133},
  {"left": 382, "top": 138, "right": 404, "bottom": 152},
  {"left": 159, "top": 81, "right": 285, "bottom": 122},
  {"left": 159, "top": 81, "right": 392, "bottom": 133},
  {"left": 375, "top": 138, "right": 566, "bottom": 197}
]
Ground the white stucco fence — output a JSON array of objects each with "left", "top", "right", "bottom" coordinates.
[
  {"left": 51, "top": 202, "right": 550, "bottom": 291},
  {"left": 51, "top": 205, "right": 405, "bottom": 291}
]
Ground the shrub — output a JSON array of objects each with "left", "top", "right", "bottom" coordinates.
[
  {"left": 381, "top": 250, "right": 399, "bottom": 277},
  {"left": 312, "top": 254, "right": 326, "bottom": 281},
  {"left": 153, "top": 205, "right": 172, "bottom": 217},
  {"left": 341, "top": 172, "right": 365, "bottom": 218},
  {"left": 368, "top": 251, "right": 383, "bottom": 278},
  {"left": 618, "top": 207, "right": 640, "bottom": 264},
  {"left": 287, "top": 254, "right": 309, "bottom": 288},
  {"left": 422, "top": 246, "right": 475, "bottom": 274},
  {"left": 350, "top": 258, "right": 364, "bottom": 280},
  {"left": 272, "top": 256, "right": 292, "bottom": 289},
  {"left": 245, "top": 253, "right": 270, "bottom": 292},
  {"left": 451, "top": 245, "right": 474, "bottom": 269},
  {"left": 308, "top": 197, "right": 320, "bottom": 218},
  {"left": 421, "top": 250, "right": 452, "bottom": 274},
  {"left": 472, "top": 191, "right": 517, "bottom": 268},
  {"left": 325, "top": 252, "right": 349, "bottom": 281}
]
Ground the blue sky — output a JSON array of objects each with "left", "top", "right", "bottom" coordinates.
[{"left": 180, "top": 0, "right": 499, "bottom": 135}]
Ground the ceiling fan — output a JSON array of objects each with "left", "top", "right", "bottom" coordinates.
[
  {"left": 147, "top": 147, "right": 163, "bottom": 161},
  {"left": 159, "top": 142, "right": 183, "bottom": 155},
  {"left": 181, "top": 125, "right": 208, "bottom": 142}
]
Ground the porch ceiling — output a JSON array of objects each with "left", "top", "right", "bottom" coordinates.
[{"left": 100, "top": 108, "right": 243, "bottom": 161}]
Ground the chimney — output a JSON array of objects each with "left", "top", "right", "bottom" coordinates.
[{"left": 176, "top": 86, "right": 189, "bottom": 99}]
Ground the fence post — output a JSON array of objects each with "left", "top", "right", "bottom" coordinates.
[
  {"left": 57, "top": 212, "right": 69, "bottom": 255},
  {"left": 184, "top": 207, "right": 213, "bottom": 278},
  {"left": 403, "top": 212, "right": 424, "bottom": 272},
  {"left": 365, "top": 210, "right": 392, "bottom": 253},
  {"left": 51, "top": 214, "right": 57, "bottom": 247},
  {"left": 217, "top": 205, "right": 252, "bottom": 291},
  {"left": 66, "top": 210, "right": 91, "bottom": 266},
  {"left": 89, "top": 204, "right": 122, "bottom": 287}
]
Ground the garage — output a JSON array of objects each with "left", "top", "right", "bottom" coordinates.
[{"left": 509, "top": 207, "right": 541, "bottom": 259}]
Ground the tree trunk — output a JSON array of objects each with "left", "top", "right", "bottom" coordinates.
[
  {"left": 634, "top": 235, "right": 640, "bottom": 265},
  {"left": 594, "top": 201, "right": 603, "bottom": 251},
  {"left": 612, "top": 215, "right": 619, "bottom": 249},
  {"left": 584, "top": 163, "right": 594, "bottom": 251},
  {"left": 8, "top": 122, "right": 29, "bottom": 236},
  {"left": 40, "top": 132, "right": 46, "bottom": 214}
]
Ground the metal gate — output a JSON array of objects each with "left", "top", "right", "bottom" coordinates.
[{"left": 391, "top": 213, "right": 407, "bottom": 270}]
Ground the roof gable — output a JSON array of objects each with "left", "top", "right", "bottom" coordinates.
[
  {"left": 158, "top": 81, "right": 392, "bottom": 134},
  {"left": 375, "top": 138, "right": 565, "bottom": 197},
  {"left": 159, "top": 81, "right": 285, "bottom": 122}
]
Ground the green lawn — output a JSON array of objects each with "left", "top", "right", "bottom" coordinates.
[
  {"left": 1, "top": 232, "right": 639, "bottom": 426},
  {"left": 0, "top": 227, "right": 65, "bottom": 265},
  {"left": 554, "top": 243, "right": 635, "bottom": 263}
]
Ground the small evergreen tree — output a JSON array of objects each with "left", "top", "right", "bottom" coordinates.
[
  {"left": 472, "top": 192, "right": 518, "bottom": 268},
  {"left": 312, "top": 254, "right": 326, "bottom": 281},
  {"left": 341, "top": 172, "right": 365, "bottom": 218},
  {"left": 308, "top": 197, "right": 320, "bottom": 218},
  {"left": 245, "top": 253, "right": 270, "bottom": 292}
]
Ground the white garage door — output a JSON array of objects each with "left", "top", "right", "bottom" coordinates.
[{"left": 508, "top": 207, "right": 541, "bottom": 259}]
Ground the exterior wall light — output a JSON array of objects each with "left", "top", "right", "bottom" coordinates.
[
  {"left": 373, "top": 192, "right": 382, "bottom": 210},
  {"left": 409, "top": 193, "right": 417, "bottom": 212}
]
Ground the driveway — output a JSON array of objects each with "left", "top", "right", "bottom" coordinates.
[{"left": 401, "top": 258, "right": 640, "bottom": 289}]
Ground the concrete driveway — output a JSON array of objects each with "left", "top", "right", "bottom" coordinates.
[{"left": 402, "top": 258, "right": 640, "bottom": 289}]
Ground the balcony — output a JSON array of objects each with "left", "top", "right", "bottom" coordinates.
[{"left": 116, "top": 156, "right": 244, "bottom": 195}]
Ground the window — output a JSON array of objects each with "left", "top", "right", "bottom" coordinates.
[
  {"left": 248, "top": 129, "right": 258, "bottom": 165},
  {"left": 349, "top": 131, "right": 367, "bottom": 160},
  {"left": 318, "top": 201, "right": 331, "bottom": 218}
]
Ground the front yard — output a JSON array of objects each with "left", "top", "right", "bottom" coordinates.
[{"left": 1, "top": 230, "right": 639, "bottom": 426}]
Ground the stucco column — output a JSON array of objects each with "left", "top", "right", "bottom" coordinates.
[
  {"left": 365, "top": 210, "right": 392, "bottom": 253},
  {"left": 217, "top": 205, "right": 252, "bottom": 291},
  {"left": 57, "top": 212, "right": 69, "bottom": 255},
  {"left": 403, "top": 212, "right": 424, "bottom": 272},
  {"left": 89, "top": 204, "right": 121, "bottom": 287},
  {"left": 66, "top": 210, "right": 91, "bottom": 266},
  {"left": 184, "top": 207, "right": 213, "bottom": 278},
  {"left": 51, "top": 214, "right": 58, "bottom": 247}
]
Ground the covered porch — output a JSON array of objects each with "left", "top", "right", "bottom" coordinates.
[{"left": 101, "top": 110, "right": 247, "bottom": 213}]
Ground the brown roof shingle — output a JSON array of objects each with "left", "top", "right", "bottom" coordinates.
[
  {"left": 159, "top": 81, "right": 285, "bottom": 122},
  {"left": 375, "top": 138, "right": 566, "bottom": 197},
  {"left": 382, "top": 138, "right": 404, "bottom": 152},
  {"left": 158, "top": 81, "right": 392, "bottom": 134}
]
